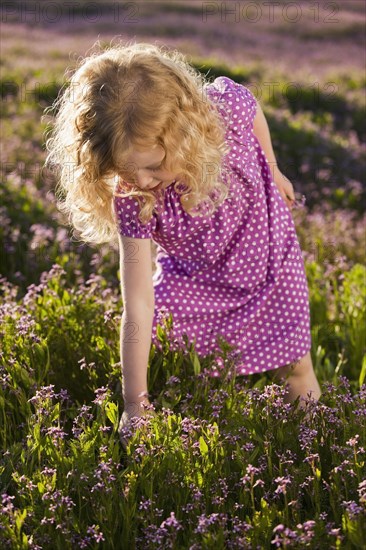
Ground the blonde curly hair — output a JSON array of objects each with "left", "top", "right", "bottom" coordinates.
[{"left": 44, "top": 39, "right": 232, "bottom": 245}]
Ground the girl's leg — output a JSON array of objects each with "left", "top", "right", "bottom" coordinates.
[{"left": 269, "top": 351, "right": 321, "bottom": 406}]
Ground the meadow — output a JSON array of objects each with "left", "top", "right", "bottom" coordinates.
[{"left": 0, "top": 1, "right": 365, "bottom": 548}]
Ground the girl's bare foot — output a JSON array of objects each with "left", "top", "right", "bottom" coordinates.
[{"left": 118, "top": 402, "right": 156, "bottom": 449}]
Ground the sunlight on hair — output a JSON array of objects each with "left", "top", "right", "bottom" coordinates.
[{"left": 43, "top": 40, "right": 232, "bottom": 245}]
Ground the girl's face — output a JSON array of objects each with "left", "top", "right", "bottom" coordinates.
[{"left": 116, "top": 144, "right": 178, "bottom": 192}]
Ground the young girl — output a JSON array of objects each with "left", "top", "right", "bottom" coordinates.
[{"left": 45, "top": 41, "right": 321, "bottom": 447}]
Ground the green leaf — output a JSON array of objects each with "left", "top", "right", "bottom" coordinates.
[
  {"left": 193, "top": 353, "right": 201, "bottom": 375},
  {"left": 359, "top": 354, "right": 366, "bottom": 388},
  {"left": 14, "top": 508, "right": 27, "bottom": 533},
  {"left": 195, "top": 465, "right": 203, "bottom": 487},
  {"left": 199, "top": 435, "right": 208, "bottom": 455},
  {"left": 94, "top": 336, "right": 106, "bottom": 351},
  {"left": 156, "top": 324, "right": 166, "bottom": 342},
  {"left": 105, "top": 402, "right": 118, "bottom": 426},
  {"left": 342, "top": 512, "right": 364, "bottom": 547},
  {"left": 62, "top": 289, "right": 71, "bottom": 304},
  {"left": 248, "top": 446, "right": 260, "bottom": 463}
]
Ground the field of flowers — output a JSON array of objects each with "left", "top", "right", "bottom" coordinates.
[{"left": 1, "top": 1, "right": 365, "bottom": 548}]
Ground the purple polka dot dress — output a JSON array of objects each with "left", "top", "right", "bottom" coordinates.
[{"left": 113, "top": 76, "right": 312, "bottom": 377}]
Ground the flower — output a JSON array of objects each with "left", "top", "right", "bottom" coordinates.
[
  {"left": 274, "top": 476, "right": 292, "bottom": 495},
  {"left": 86, "top": 524, "right": 105, "bottom": 543},
  {"left": 341, "top": 500, "right": 363, "bottom": 519},
  {"left": 92, "top": 386, "right": 110, "bottom": 406},
  {"left": 194, "top": 513, "right": 228, "bottom": 534},
  {"left": 1, "top": 493, "right": 15, "bottom": 514},
  {"left": 357, "top": 480, "right": 366, "bottom": 503},
  {"left": 160, "top": 511, "right": 183, "bottom": 531},
  {"left": 346, "top": 434, "right": 360, "bottom": 447},
  {"left": 28, "top": 385, "right": 56, "bottom": 404}
]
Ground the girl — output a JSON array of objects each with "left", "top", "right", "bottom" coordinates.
[{"left": 45, "top": 41, "right": 321, "bottom": 448}]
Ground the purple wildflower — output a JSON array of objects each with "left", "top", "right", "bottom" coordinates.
[
  {"left": 240, "top": 463, "right": 261, "bottom": 485},
  {"left": 92, "top": 386, "right": 110, "bottom": 406},
  {"left": 138, "top": 496, "right": 152, "bottom": 511},
  {"left": 86, "top": 524, "right": 105, "bottom": 543},
  {"left": 194, "top": 512, "right": 228, "bottom": 534},
  {"left": 28, "top": 384, "right": 56, "bottom": 404},
  {"left": 298, "top": 425, "right": 318, "bottom": 451},
  {"left": 1, "top": 493, "right": 15, "bottom": 514},
  {"left": 271, "top": 524, "right": 298, "bottom": 547},
  {"left": 160, "top": 511, "right": 183, "bottom": 531},
  {"left": 346, "top": 434, "right": 360, "bottom": 447},
  {"left": 41, "top": 467, "right": 56, "bottom": 477},
  {"left": 45, "top": 426, "right": 67, "bottom": 443},
  {"left": 357, "top": 479, "right": 366, "bottom": 503},
  {"left": 274, "top": 475, "right": 293, "bottom": 495},
  {"left": 341, "top": 500, "right": 363, "bottom": 519},
  {"left": 297, "top": 520, "right": 316, "bottom": 544}
]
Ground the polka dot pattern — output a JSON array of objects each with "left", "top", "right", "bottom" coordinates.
[{"left": 113, "top": 76, "right": 311, "bottom": 377}]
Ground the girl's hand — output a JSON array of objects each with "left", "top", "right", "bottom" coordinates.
[
  {"left": 273, "top": 172, "right": 296, "bottom": 210},
  {"left": 118, "top": 401, "right": 156, "bottom": 449}
]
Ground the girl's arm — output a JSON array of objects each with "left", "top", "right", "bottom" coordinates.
[
  {"left": 252, "top": 99, "right": 282, "bottom": 181},
  {"left": 120, "top": 307, "right": 154, "bottom": 414},
  {"left": 118, "top": 234, "right": 155, "bottom": 416},
  {"left": 252, "top": 99, "right": 296, "bottom": 208}
]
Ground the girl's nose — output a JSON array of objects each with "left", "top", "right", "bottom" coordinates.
[{"left": 136, "top": 170, "right": 157, "bottom": 189}]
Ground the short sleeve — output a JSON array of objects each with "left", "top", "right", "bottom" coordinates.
[
  {"left": 113, "top": 193, "right": 157, "bottom": 239},
  {"left": 206, "top": 76, "right": 257, "bottom": 141}
]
